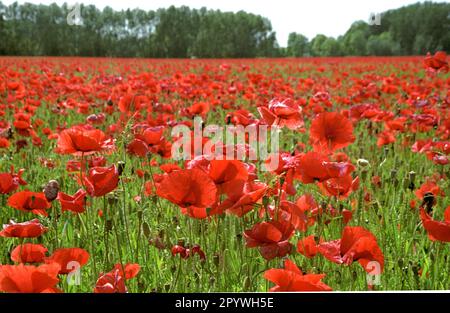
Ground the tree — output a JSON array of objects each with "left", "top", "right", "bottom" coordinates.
[
  {"left": 366, "top": 32, "right": 400, "bottom": 56},
  {"left": 287, "top": 32, "right": 309, "bottom": 57},
  {"left": 0, "top": 1, "right": 448, "bottom": 57}
]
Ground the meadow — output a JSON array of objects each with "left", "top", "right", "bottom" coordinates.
[{"left": 0, "top": 55, "right": 448, "bottom": 292}]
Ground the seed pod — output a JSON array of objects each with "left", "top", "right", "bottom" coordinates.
[
  {"left": 357, "top": 158, "right": 370, "bottom": 168},
  {"left": 142, "top": 221, "right": 151, "bottom": 238},
  {"left": 408, "top": 171, "right": 416, "bottom": 190},
  {"left": 105, "top": 219, "right": 113, "bottom": 233},
  {"left": 422, "top": 192, "right": 436, "bottom": 212},
  {"left": 43, "top": 180, "right": 59, "bottom": 202},
  {"left": 107, "top": 194, "right": 119, "bottom": 206},
  {"left": 244, "top": 276, "right": 251, "bottom": 291},
  {"left": 117, "top": 161, "right": 125, "bottom": 176},
  {"left": 212, "top": 253, "right": 220, "bottom": 267}
]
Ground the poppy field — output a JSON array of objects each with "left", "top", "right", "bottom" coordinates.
[{"left": 0, "top": 54, "right": 449, "bottom": 293}]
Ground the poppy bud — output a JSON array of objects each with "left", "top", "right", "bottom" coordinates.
[
  {"left": 7, "top": 127, "right": 13, "bottom": 139},
  {"left": 212, "top": 253, "right": 220, "bottom": 267},
  {"left": 390, "top": 169, "right": 397, "bottom": 179},
  {"left": 243, "top": 276, "right": 251, "bottom": 291},
  {"left": 357, "top": 158, "right": 369, "bottom": 168},
  {"left": 43, "top": 180, "right": 59, "bottom": 202},
  {"left": 117, "top": 161, "right": 125, "bottom": 176},
  {"left": 107, "top": 194, "right": 119, "bottom": 206},
  {"left": 390, "top": 169, "right": 398, "bottom": 186},
  {"left": 104, "top": 219, "right": 113, "bottom": 232},
  {"left": 422, "top": 192, "right": 435, "bottom": 212},
  {"left": 408, "top": 171, "right": 416, "bottom": 190}
]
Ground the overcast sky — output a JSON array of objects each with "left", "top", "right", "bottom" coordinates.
[{"left": 1, "top": 0, "right": 440, "bottom": 46}]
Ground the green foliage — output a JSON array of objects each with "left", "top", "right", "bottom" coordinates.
[
  {"left": 0, "top": 3, "right": 278, "bottom": 58},
  {"left": 287, "top": 32, "right": 309, "bottom": 57},
  {"left": 0, "top": 1, "right": 448, "bottom": 57}
]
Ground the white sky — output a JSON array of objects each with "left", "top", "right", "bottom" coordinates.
[{"left": 1, "top": 0, "right": 443, "bottom": 47}]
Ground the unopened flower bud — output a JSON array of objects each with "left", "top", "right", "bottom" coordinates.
[
  {"left": 117, "top": 161, "right": 125, "bottom": 176},
  {"left": 244, "top": 276, "right": 251, "bottom": 291},
  {"left": 43, "top": 180, "right": 59, "bottom": 202},
  {"left": 357, "top": 158, "right": 370, "bottom": 168}
]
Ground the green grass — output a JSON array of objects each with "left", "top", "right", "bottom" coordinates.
[{"left": 0, "top": 57, "right": 449, "bottom": 292}]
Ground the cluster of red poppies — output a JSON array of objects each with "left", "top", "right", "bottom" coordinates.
[{"left": 0, "top": 52, "right": 448, "bottom": 292}]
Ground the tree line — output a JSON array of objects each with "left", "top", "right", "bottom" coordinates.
[
  {"left": 286, "top": 2, "right": 450, "bottom": 57},
  {"left": 0, "top": 1, "right": 448, "bottom": 58}
]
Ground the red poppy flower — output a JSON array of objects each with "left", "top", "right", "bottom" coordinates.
[
  {"left": 134, "top": 126, "right": 171, "bottom": 158},
  {"left": 318, "top": 175, "right": 359, "bottom": 199},
  {"left": 156, "top": 168, "right": 217, "bottom": 218},
  {"left": 112, "top": 263, "right": 141, "bottom": 280},
  {"left": 322, "top": 161, "right": 355, "bottom": 178},
  {"left": 258, "top": 98, "right": 303, "bottom": 130},
  {"left": 280, "top": 200, "right": 309, "bottom": 232},
  {"left": 219, "top": 181, "right": 268, "bottom": 217},
  {"left": 310, "top": 111, "right": 355, "bottom": 153},
  {"left": 318, "top": 226, "right": 384, "bottom": 273},
  {"left": 83, "top": 165, "right": 119, "bottom": 197},
  {"left": 0, "top": 219, "right": 48, "bottom": 238},
  {"left": 297, "top": 235, "right": 319, "bottom": 258},
  {"left": 185, "top": 102, "right": 210, "bottom": 118},
  {"left": 377, "top": 130, "right": 396, "bottom": 147},
  {"left": 0, "top": 263, "right": 60, "bottom": 293},
  {"left": 11, "top": 243, "right": 48, "bottom": 263},
  {"left": 296, "top": 152, "right": 330, "bottom": 184},
  {"left": 0, "top": 137, "right": 10, "bottom": 148},
  {"left": 94, "top": 263, "right": 140, "bottom": 293},
  {"left": 171, "top": 244, "right": 206, "bottom": 260},
  {"left": 208, "top": 160, "right": 248, "bottom": 197},
  {"left": 0, "top": 167, "right": 27, "bottom": 194},
  {"left": 342, "top": 209, "right": 353, "bottom": 225},
  {"left": 292, "top": 193, "right": 319, "bottom": 226},
  {"left": 424, "top": 51, "right": 448, "bottom": 71},
  {"left": 44, "top": 247, "right": 90, "bottom": 274},
  {"left": 420, "top": 207, "right": 450, "bottom": 242},
  {"left": 264, "top": 259, "right": 332, "bottom": 291},
  {"left": 160, "top": 163, "right": 181, "bottom": 173},
  {"left": 94, "top": 269, "right": 127, "bottom": 293},
  {"left": 226, "top": 109, "right": 256, "bottom": 126},
  {"left": 56, "top": 125, "right": 114, "bottom": 156},
  {"left": 415, "top": 180, "right": 444, "bottom": 200},
  {"left": 244, "top": 213, "right": 294, "bottom": 260},
  {"left": 126, "top": 139, "right": 149, "bottom": 157},
  {"left": 7, "top": 191, "right": 51, "bottom": 216},
  {"left": 57, "top": 189, "right": 86, "bottom": 213}
]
